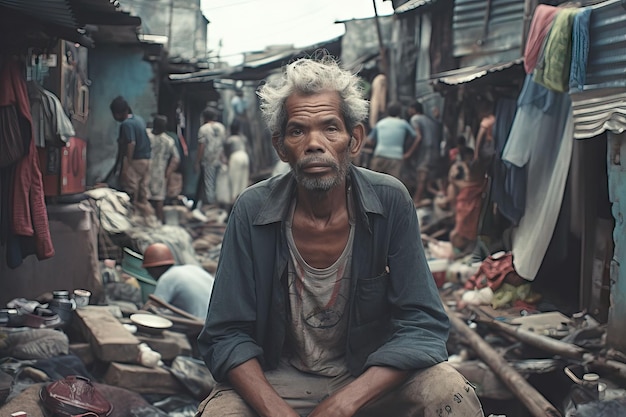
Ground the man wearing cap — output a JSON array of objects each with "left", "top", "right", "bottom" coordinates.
[{"left": 142, "top": 243, "right": 215, "bottom": 319}]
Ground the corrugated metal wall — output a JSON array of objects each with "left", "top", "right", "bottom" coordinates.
[
  {"left": 585, "top": 0, "right": 626, "bottom": 89},
  {"left": 571, "top": 0, "right": 626, "bottom": 140},
  {"left": 452, "top": 0, "right": 525, "bottom": 67}
]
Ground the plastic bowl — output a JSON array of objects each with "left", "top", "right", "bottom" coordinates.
[{"left": 130, "top": 313, "right": 173, "bottom": 335}]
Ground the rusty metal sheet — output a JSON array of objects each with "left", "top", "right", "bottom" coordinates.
[{"left": 452, "top": 0, "right": 525, "bottom": 67}]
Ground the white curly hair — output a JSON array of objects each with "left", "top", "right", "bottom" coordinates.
[{"left": 257, "top": 53, "right": 369, "bottom": 138}]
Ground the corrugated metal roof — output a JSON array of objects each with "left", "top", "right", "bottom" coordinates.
[
  {"left": 70, "top": 0, "right": 140, "bottom": 27},
  {"left": 170, "top": 37, "right": 342, "bottom": 83},
  {"left": 0, "top": 0, "right": 77, "bottom": 29},
  {"left": 430, "top": 58, "right": 522, "bottom": 85},
  {"left": 572, "top": 88, "right": 626, "bottom": 139},
  {"left": 395, "top": 0, "right": 439, "bottom": 14},
  {"left": 453, "top": 0, "right": 525, "bottom": 67},
  {"left": 0, "top": 0, "right": 140, "bottom": 46}
]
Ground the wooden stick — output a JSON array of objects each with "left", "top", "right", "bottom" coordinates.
[
  {"left": 146, "top": 294, "right": 204, "bottom": 323},
  {"left": 470, "top": 310, "right": 588, "bottom": 361},
  {"left": 445, "top": 304, "right": 562, "bottom": 417}
]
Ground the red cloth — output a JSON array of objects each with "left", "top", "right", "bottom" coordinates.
[
  {"left": 452, "top": 181, "right": 485, "bottom": 241},
  {"left": 449, "top": 148, "right": 459, "bottom": 162},
  {"left": 0, "top": 61, "right": 54, "bottom": 260},
  {"left": 465, "top": 252, "right": 515, "bottom": 291},
  {"left": 524, "top": 5, "right": 560, "bottom": 74}
]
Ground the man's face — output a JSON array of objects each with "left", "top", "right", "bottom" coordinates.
[
  {"left": 112, "top": 111, "right": 125, "bottom": 122},
  {"left": 276, "top": 91, "right": 355, "bottom": 192}
]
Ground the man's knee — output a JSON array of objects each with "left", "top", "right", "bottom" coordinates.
[
  {"left": 407, "top": 363, "right": 484, "bottom": 417},
  {"left": 196, "top": 386, "right": 257, "bottom": 417}
]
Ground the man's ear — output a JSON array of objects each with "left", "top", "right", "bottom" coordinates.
[
  {"left": 272, "top": 135, "right": 288, "bottom": 162},
  {"left": 349, "top": 124, "right": 366, "bottom": 156}
]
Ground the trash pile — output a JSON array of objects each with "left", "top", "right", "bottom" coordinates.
[
  {"left": 0, "top": 188, "right": 228, "bottom": 416},
  {"left": 417, "top": 204, "right": 626, "bottom": 416},
  {"left": 0, "top": 294, "right": 212, "bottom": 416}
]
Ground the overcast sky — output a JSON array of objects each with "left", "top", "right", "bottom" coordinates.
[{"left": 200, "top": 0, "right": 394, "bottom": 64}]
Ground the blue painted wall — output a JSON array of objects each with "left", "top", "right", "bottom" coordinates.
[
  {"left": 85, "top": 45, "right": 158, "bottom": 185},
  {"left": 607, "top": 131, "right": 626, "bottom": 351}
]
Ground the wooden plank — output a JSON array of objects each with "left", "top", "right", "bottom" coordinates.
[
  {"left": 103, "top": 362, "right": 185, "bottom": 395},
  {"left": 73, "top": 306, "right": 140, "bottom": 363}
]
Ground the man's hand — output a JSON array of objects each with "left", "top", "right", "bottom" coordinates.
[
  {"left": 308, "top": 366, "right": 409, "bottom": 417},
  {"left": 308, "top": 390, "right": 360, "bottom": 417},
  {"left": 228, "top": 359, "right": 300, "bottom": 417}
]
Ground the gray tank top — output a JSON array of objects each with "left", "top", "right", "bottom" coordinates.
[{"left": 284, "top": 189, "right": 355, "bottom": 376}]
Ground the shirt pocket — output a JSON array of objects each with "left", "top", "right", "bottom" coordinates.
[{"left": 355, "top": 269, "right": 390, "bottom": 324}]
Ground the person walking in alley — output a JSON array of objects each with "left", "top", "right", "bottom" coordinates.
[
  {"left": 367, "top": 101, "right": 419, "bottom": 181},
  {"left": 196, "top": 54, "right": 484, "bottom": 417},
  {"left": 224, "top": 119, "right": 250, "bottom": 205},
  {"left": 109, "top": 96, "right": 153, "bottom": 217},
  {"left": 407, "top": 101, "right": 443, "bottom": 207},
  {"left": 147, "top": 115, "right": 180, "bottom": 222},
  {"left": 194, "top": 107, "right": 226, "bottom": 207}
]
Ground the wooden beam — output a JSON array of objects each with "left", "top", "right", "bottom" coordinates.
[{"left": 445, "top": 304, "right": 562, "bottom": 417}]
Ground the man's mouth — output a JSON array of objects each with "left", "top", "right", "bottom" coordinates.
[
  {"left": 299, "top": 158, "right": 335, "bottom": 173},
  {"left": 302, "top": 164, "right": 332, "bottom": 173}
]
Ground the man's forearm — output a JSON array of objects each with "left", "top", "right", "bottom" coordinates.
[
  {"left": 404, "top": 136, "right": 421, "bottom": 159},
  {"left": 342, "top": 366, "right": 409, "bottom": 408},
  {"left": 228, "top": 358, "right": 299, "bottom": 417},
  {"left": 196, "top": 143, "right": 205, "bottom": 166},
  {"left": 125, "top": 142, "right": 136, "bottom": 165},
  {"left": 165, "top": 158, "right": 180, "bottom": 178}
]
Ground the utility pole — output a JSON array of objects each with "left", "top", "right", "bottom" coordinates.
[
  {"left": 168, "top": 0, "right": 174, "bottom": 52},
  {"left": 372, "top": 0, "right": 388, "bottom": 77}
]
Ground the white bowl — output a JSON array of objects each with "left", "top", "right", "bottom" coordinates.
[{"left": 130, "top": 313, "right": 173, "bottom": 335}]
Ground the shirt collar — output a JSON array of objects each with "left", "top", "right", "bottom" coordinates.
[{"left": 253, "top": 165, "right": 385, "bottom": 230}]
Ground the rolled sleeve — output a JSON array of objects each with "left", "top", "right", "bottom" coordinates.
[{"left": 197, "top": 204, "right": 264, "bottom": 382}]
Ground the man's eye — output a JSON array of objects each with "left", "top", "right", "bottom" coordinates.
[{"left": 289, "top": 129, "right": 303, "bottom": 136}]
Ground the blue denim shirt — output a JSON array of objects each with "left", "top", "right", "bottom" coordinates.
[{"left": 198, "top": 165, "right": 450, "bottom": 382}]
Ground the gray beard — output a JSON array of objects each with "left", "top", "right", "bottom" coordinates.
[{"left": 293, "top": 153, "right": 350, "bottom": 192}]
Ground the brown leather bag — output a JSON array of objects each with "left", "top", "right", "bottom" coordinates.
[{"left": 39, "top": 376, "right": 113, "bottom": 417}]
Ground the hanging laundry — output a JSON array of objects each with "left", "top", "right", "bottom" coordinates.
[
  {"left": 27, "top": 81, "right": 75, "bottom": 148},
  {"left": 502, "top": 76, "right": 573, "bottom": 280},
  {"left": 0, "top": 59, "right": 55, "bottom": 266},
  {"left": 569, "top": 7, "right": 592, "bottom": 93},
  {"left": 524, "top": 4, "right": 561, "bottom": 74},
  {"left": 0, "top": 59, "right": 32, "bottom": 168},
  {"left": 533, "top": 8, "right": 579, "bottom": 93}
]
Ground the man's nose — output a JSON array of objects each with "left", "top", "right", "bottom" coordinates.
[{"left": 305, "top": 131, "right": 326, "bottom": 153}]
